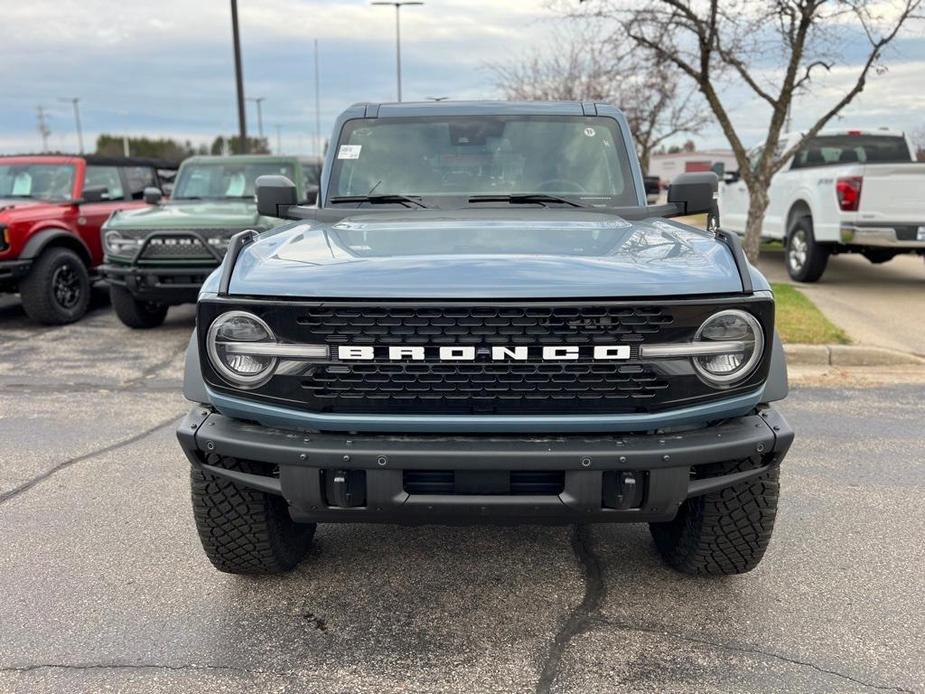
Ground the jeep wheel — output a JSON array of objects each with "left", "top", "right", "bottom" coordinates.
[
  {"left": 785, "top": 217, "right": 829, "bottom": 282},
  {"left": 110, "top": 284, "right": 168, "bottom": 329},
  {"left": 19, "top": 247, "right": 91, "bottom": 325},
  {"left": 649, "top": 459, "right": 780, "bottom": 575},
  {"left": 191, "top": 458, "right": 316, "bottom": 575}
]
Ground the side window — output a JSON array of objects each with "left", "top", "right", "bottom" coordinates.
[
  {"left": 83, "top": 166, "right": 124, "bottom": 200},
  {"left": 122, "top": 166, "right": 157, "bottom": 200}
]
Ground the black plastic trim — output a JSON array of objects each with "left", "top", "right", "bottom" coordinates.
[
  {"left": 217, "top": 229, "right": 258, "bottom": 297},
  {"left": 715, "top": 229, "right": 754, "bottom": 294}
]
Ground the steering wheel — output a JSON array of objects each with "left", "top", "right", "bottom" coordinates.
[{"left": 536, "top": 178, "right": 587, "bottom": 194}]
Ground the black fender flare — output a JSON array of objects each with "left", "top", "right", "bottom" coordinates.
[
  {"left": 183, "top": 331, "right": 210, "bottom": 404},
  {"left": 763, "top": 330, "right": 789, "bottom": 402},
  {"left": 21, "top": 228, "right": 92, "bottom": 266}
]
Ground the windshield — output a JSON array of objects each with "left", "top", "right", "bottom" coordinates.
[
  {"left": 0, "top": 164, "right": 75, "bottom": 201},
  {"left": 328, "top": 116, "right": 639, "bottom": 207},
  {"left": 792, "top": 135, "right": 912, "bottom": 168},
  {"left": 173, "top": 161, "right": 295, "bottom": 200}
]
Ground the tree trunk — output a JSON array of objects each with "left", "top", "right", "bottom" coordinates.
[
  {"left": 638, "top": 145, "right": 652, "bottom": 175},
  {"left": 742, "top": 185, "right": 769, "bottom": 264}
]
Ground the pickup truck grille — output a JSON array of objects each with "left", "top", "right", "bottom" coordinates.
[{"left": 199, "top": 299, "right": 775, "bottom": 418}]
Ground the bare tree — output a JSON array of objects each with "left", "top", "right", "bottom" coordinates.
[
  {"left": 490, "top": 22, "right": 706, "bottom": 172},
  {"left": 574, "top": 0, "right": 922, "bottom": 261}
]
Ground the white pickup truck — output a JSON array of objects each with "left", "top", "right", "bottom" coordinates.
[{"left": 717, "top": 129, "right": 925, "bottom": 281}]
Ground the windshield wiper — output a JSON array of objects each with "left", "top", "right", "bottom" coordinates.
[
  {"left": 468, "top": 193, "right": 584, "bottom": 208},
  {"left": 330, "top": 194, "right": 429, "bottom": 209}
]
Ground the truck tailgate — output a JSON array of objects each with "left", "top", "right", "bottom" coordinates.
[{"left": 858, "top": 163, "right": 925, "bottom": 221}]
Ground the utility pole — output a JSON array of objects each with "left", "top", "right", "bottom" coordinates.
[
  {"left": 314, "top": 39, "right": 322, "bottom": 157},
  {"left": 247, "top": 97, "right": 265, "bottom": 139},
  {"left": 371, "top": 2, "right": 423, "bottom": 103},
  {"left": 36, "top": 106, "right": 51, "bottom": 152},
  {"left": 230, "top": 0, "right": 248, "bottom": 153},
  {"left": 57, "top": 97, "right": 83, "bottom": 153}
]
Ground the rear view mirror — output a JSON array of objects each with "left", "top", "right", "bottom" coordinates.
[
  {"left": 82, "top": 185, "right": 108, "bottom": 203},
  {"left": 667, "top": 172, "right": 718, "bottom": 216},
  {"left": 143, "top": 187, "right": 163, "bottom": 205},
  {"left": 256, "top": 175, "right": 298, "bottom": 218}
]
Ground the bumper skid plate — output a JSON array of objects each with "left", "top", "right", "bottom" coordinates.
[{"left": 177, "top": 407, "right": 793, "bottom": 524}]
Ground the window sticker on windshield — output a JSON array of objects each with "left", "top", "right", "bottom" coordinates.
[
  {"left": 584, "top": 127, "right": 596, "bottom": 137},
  {"left": 338, "top": 145, "right": 362, "bottom": 160}
]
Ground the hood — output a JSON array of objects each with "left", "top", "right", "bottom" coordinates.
[
  {"left": 0, "top": 199, "right": 47, "bottom": 214},
  {"left": 106, "top": 199, "right": 267, "bottom": 230},
  {"left": 224, "top": 209, "right": 751, "bottom": 299}
]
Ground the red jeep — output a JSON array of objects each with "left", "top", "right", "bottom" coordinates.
[{"left": 0, "top": 155, "right": 175, "bottom": 324}]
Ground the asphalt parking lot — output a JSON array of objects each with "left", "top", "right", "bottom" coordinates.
[{"left": 1, "top": 296, "right": 923, "bottom": 694}]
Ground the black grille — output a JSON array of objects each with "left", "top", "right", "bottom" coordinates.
[
  {"left": 140, "top": 235, "right": 214, "bottom": 260},
  {"left": 303, "top": 362, "right": 668, "bottom": 404},
  {"left": 295, "top": 305, "right": 673, "bottom": 346},
  {"left": 403, "top": 470, "right": 565, "bottom": 495}
]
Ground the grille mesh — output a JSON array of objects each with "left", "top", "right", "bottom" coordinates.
[{"left": 295, "top": 305, "right": 673, "bottom": 346}]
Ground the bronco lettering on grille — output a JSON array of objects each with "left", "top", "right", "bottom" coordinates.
[{"left": 336, "top": 345, "right": 631, "bottom": 361}]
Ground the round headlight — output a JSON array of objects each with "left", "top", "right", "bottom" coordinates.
[
  {"left": 207, "top": 311, "right": 277, "bottom": 388},
  {"left": 693, "top": 309, "right": 764, "bottom": 386},
  {"left": 104, "top": 230, "right": 141, "bottom": 256}
]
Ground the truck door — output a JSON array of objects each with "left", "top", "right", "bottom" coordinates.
[{"left": 77, "top": 165, "right": 130, "bottom": 265}]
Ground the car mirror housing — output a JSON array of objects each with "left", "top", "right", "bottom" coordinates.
[
  {"left": 667, "top": 172, "right": 718, "bottom": 216},
  {"left": 81, "top": 185, "right": 109, "bottom": 203},
  {"left": 143, "top": 187, "right": 163, "bottom": 205},
  {"left": 256, "top": 175, "right": 299, "bottom": 218}
]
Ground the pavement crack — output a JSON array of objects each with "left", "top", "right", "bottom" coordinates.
[
  {"left": 0, "top": 662, "right": 283, "bottom": 676},
  {"left": 124, "top": 342, "right": 188, "bottom": 387},
  {"left": 592, "top": 617, "right": 914, "bottom": 693},
  {"left": 0, "top": 413, "right": 184, "bottom": 506},
  {"left": 535, "top": 524, "right": 604, "bottom": 694}
]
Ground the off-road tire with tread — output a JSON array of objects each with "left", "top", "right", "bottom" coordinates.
[
  {"left": 19, "top": 247, "right": 91, "bottom": 325},
  {"left": 110, "top": 284, "right": 169, "bottom": 329},
  {"left": 649, "top": 459, "right": 780, "bottom": 575},
  {"left": 191, "top": 457, "right": 316, "bottom": 575},
  {"left": 785, "top": 217, "right": 829, "bottom": 283}
]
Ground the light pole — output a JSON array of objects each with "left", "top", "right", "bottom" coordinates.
[
  {"left": 247, "top": 97, "right": 266, "bottom": 139},
  {"left": 57, "top": 97, "right": 83, "bottom": 153},
  {"left": 230, "top": 0, "right": 248, "bottom": 153},
  {"left": 314, "top": 38, "right": 322, "bottom": 157},
  {"left": 371, "top": 1, "right": 423, "bottom": 103}
]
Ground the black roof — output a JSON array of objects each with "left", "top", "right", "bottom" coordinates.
[{"left": 0, "top": 153, "right": 180, "bottom": 169}]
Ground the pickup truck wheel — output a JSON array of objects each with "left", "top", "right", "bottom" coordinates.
[
  {"left": 649, "top": 459, "right": 780, "bottom": 576},
  {"left": 110, "top": 285, "right": 168, "bottom": 329},
  {"left": 786, "top": 218, "right": 829, "bottom": 282},
  {"left": 191, "top": 458, "right": 315, "bottom": 575},
  {"left": 19, "top": 247, "right": 91, "bottom": 325}
]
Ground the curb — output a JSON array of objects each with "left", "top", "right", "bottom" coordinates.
[{"left": 784, "top": 343, "right": 925, "bottom": 367}]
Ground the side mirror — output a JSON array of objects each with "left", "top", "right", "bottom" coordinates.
[
  {"left": 667, "top": 172, "right": 718, "bottom": 216},
  {"left": 143, "top": 187, "right": 163, "bottom": 205},
  {"left": 256, "top": 175, "right": 298, "bottom": 218},
  {"left": 725, "top": 170, "right": 741, "bottom": 184},
  {"left": 302, "top": 184, "right": 319, "bottom": 206},
  {"left": 81, "top": 185, "right": 109, "bottom": 203}
]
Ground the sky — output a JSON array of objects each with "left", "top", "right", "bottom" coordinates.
[{"left": 2, "top": 0, "right": 924, "bottom": 156}]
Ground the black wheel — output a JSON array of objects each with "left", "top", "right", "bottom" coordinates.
[
  {"left": 191, "top": 457, "right": 316, "bottom": 575},
  {"left": 110, "top": 284, "right": 168, "bottom": 329},
  {"left": 785, "top": 217, "right": 829, "bottom": 282},
  {"left": 19, "top": 247, "right": 91, "bottom": 325},
  {"left": 649, "top": 459, "right": 780, "bottom": 576}
]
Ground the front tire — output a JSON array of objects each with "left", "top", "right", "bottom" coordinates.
[
  {"left": 110, "top": 284, "right": 168, "bottom": 329},
  {"left": 191, "top": 457, "right": 316, "bottom": 575},
  {"left": 649, "top": 459, "right": 780, "bottom": 576},
  {"left": 19, "top": 247, "right": 91, "bottom": 325},
  {"left": 785, "top": 217, "right": 829, "bottom": 283}
]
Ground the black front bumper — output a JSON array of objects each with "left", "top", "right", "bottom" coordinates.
[
  {"left": 177, "top": 407, "right": 793, "bottom": 525},
  {"left": 101, "top": 263, "right": 217, "bottom": 305},
  {"left": 0, "top": 259, "right": 32, "bottom": 290}
]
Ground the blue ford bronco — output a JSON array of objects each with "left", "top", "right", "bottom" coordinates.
[{"left": 177, "top": 101, "right": 793, "bottom": 576}]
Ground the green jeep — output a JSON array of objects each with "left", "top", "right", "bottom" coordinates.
[{"left": 100, "top": 155, "right": 321, "bottom": 328}]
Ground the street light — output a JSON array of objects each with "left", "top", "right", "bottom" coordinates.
[
  {"left": 371, "top": 1, "right": 423, "bottom": 103},
  {"left": 230, "top": 0, "right": 248, "bottom": 153},
  {"left": 57, "top": 97, "right": 83, "bottom": 154},
  {"left": 247, "top": 97, "right": 266, "bottom": 139}
]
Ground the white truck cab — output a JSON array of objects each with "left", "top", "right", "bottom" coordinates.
[{"left": 717, "top": 128, "right": 925, "bottom": 281}]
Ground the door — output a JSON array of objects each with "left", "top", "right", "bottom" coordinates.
[
  {"left": 718, "top": 148, "right": 759, "bottom": 232},
  {"left": 77, "top": 165, "right": 130, "bottom": 265}
]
